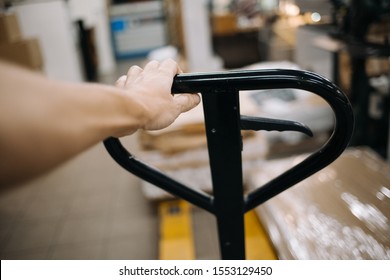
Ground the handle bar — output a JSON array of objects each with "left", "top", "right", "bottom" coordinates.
[
  {"left": 104, "top": 69, "right": 354, "bottom": 213},
  {"left": 104, "top": 69, "right": 354, "bottom": 259}
]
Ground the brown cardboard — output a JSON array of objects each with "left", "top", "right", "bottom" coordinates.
[
  {"left": 139, "top": 134, "right": 269, "bottom": 200},
  {"left": 0, "top": 38, "right": 43, "bottom": 70},
  {"left": 212, "top": 14, "right": 238, "bottom": 35},
  {"left": 248, "top": 147, "right": 390, "bottom": 259},
  {"left": 139, "top": 128, "right": 254, "bottom": 155},
  {"left": 0, "top": 13, "right": 22, "bottom": 43}
]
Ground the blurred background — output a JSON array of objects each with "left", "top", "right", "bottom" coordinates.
[{"left": 0, "top": 0, "right": 389, "bottom": 260}]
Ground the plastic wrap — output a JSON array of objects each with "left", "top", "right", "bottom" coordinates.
[{"left": 248, "top": 147, "right": 390, "bottom": 259}]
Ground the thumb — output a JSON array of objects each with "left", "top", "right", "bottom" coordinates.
[{"left": 173, "top": 93, "right": 201, "bottom": 113}]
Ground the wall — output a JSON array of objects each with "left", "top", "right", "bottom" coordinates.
[
  {"left": 181, "top": 0, "right": 222, "bottom": 71},
  {"left": 11, "top": 0, "right": 84, "bottom": 82},
  {"left": 68, "top": 0, "right": 115, "bottom": 75}
]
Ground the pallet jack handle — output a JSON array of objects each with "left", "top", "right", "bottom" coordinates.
[{"left": 103, "top": 69, "right": 354, "bottom": 259}]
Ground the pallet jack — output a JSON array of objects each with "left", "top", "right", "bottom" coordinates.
[{"left": 104, "top": 69, "right": 354, "bottom": 260}]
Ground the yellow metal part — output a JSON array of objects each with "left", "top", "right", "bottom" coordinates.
[
  {"left": 159, "top": 200, "right": 195, "bottom": 260},
  {"left": 159, "top": 199, "right": 277, "bottom": 259},
  {"left": 245, "top": 210, "right": 278, "bottom": 260}
]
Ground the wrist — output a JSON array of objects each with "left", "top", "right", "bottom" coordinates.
[{"left": 101, "top": 85, "right": 149, "bottom": 137}]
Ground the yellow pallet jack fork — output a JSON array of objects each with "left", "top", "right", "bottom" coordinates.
[
  {"left": 158, "top": 200, "right": 277, "bottom": 260},
  {"left": 159, "top": 200, "right": 195, "bottom": 260}
]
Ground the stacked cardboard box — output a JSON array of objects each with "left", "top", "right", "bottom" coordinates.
[
  {"left": 211, "top": 13, "right": 238, "bottom": 35},
  {"left": 248, "top": 147, "right": 390, "bottom": 259},
  {"left": 0, "top": 12, "right": 43, "bottom": 70}
]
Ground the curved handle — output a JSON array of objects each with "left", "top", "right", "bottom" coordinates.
[{"left": 104, "top": 69, "right": 354, "bottom": 214}]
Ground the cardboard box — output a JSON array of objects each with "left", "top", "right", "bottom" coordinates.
[
  {"left": 0, "top": 38, "right": 43, "bottom": 70},
  {"left": 0, "top": 13, "right": 22, "bottom": 43},
  {"left": 248, "top": 147, "right": 390, "bottom": 259},
  {"left": 212, "top": 14, "right": 238, "bottom": 35}
]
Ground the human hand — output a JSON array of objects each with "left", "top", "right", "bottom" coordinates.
[{"left": 116, "top": 59, "right": 200, "bottom": 132}]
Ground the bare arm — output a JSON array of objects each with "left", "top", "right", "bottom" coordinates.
[{"left": 0, "top": 59, "right": 200, "bottom": 187}]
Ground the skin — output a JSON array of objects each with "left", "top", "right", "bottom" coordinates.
[{"left": 0, "top": 59, "right": 200, "bottom": 187}]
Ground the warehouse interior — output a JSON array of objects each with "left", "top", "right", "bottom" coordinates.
[{"left": 0, "top": 0, "right": 389, "bottom": 260}]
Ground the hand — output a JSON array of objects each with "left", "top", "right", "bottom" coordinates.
[{"left": 116, "top": 59, "right": 200, "bottom": 132}]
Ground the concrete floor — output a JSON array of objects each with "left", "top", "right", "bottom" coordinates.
[{"left": 0, "top": 134, "right": 161, "bottom": 259}]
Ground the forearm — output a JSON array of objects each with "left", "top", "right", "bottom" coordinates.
[
  {"left": 0, "top": 59, "right": 200, "bottom": 187},
  {"left": 0, "top": 62, "right": 145, "bottom": 187}
]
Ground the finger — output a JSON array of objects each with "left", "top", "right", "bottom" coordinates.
[
  {"left": 160, "top": 58, "right": 180, "bottom": 76},
  {"left": 115, "top": 75, "right": 127, "bottom": 88},
  {"left": 125, "top": 65, "right": 143, "bottom": 85},
  {"left": 173, "top": 93, "right": 201, "bottom": 113},
  {"left": 143, "top": 60, "right": 160, "bottom": 72},
  {"left": 177, "top": 65, "right": 184, "bottom": 74}
]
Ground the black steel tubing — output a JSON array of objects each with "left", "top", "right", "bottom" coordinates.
[
  {"left": 202, "top": 89, "right": 246, "bottom": 259},
  {"left": 103, "top": 138, "right": 215, "bottom": 213}
]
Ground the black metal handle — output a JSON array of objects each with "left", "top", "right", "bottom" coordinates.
[{"left": 103, "top": 69, "right": 354, "bottom": 214}]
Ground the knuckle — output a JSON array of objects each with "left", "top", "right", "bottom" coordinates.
[{"left": 127, "top": 65, "right": 141, "bottom": 74}]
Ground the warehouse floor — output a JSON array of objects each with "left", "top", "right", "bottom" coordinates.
[
  {"left": 0, "top": 59, "right": 191, "bottom": 260},
  {"left": 0, "top": 133, "right": 163, "bottom": 259},
  {"left": 0, "top": 135, "right": 223, "bottom": 260}
]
